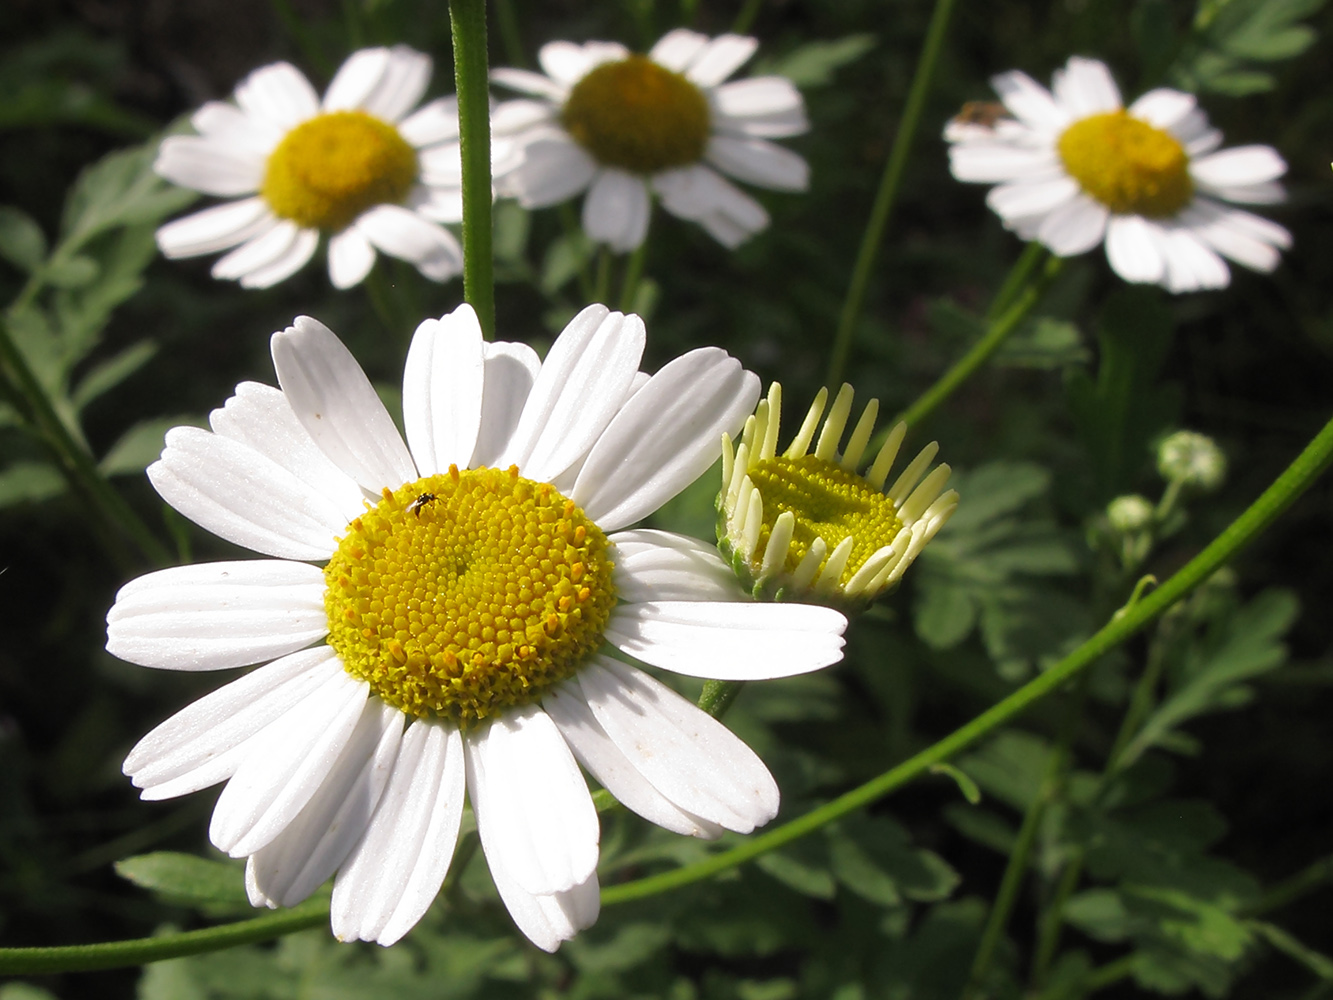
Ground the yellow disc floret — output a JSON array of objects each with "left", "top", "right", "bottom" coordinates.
[
  {"left": 746, "top": 455, "right": 904, "bottom": 587},
  {"left": 562, "top": 55, "right": 710, "bottom": 173},
  {"left": 324, "top": 465, "right": 616, "bottom": 726},
  {"left": 262, "top": 111, "right": 418, "bottom": 232},
  {"left": 1057, "top": 110, "right": 1193, "bottom": 218}
]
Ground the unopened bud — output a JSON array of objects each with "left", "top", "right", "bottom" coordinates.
[
  {"left": 1106, "top": 494, "right": 1154, "bottom": 533},
  {"left": 1157, "top": 431, "right": 1226, "bottom": 492}
]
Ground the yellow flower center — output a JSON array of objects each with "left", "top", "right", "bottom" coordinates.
[
  {"left": 562, "top": 54, "right": 710, "bottom": 174},
  {"left": 323, "top": 466, "right": 616, "bottom": 726},
  {"left": 746, "top": 455, "right": 904, "bottom": 587},
  {"left": 1057, "top": 110, "right": 1193, "bottom": 218},
  {"left": 262, "top": 111, "right": 418, "bottom": 232}
]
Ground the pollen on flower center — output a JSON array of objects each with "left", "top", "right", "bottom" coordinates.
[
  {"left": 562, "top": 54, "right": 710, "bottom": 173},
  {"left": 323, "top": 465, "right": 616, "bottom": 726},
  {"left": 1057, "top": 110, "right": 1193, "bottom": 218},
  {"left": 747, "top": 455, "right": 904, "bottom": 587},
  {"left": 262, "top": 111, "right": 418, "bottom": 232}
]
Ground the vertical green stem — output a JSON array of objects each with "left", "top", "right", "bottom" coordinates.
[
  {"left": 619, "top": 239, "right": 649, "bottom": 313},
  {"left": 698, "top": 679, "right": 745, "bottom": 718},
  {"left": 732, "top": 0, "right": 765, "bottom": 33},
  {"left": 450, "top": 0, "right": 495, "bottom": 338},
  {"left": 825, "top": 0, "right": 958, "bottom": 387},
  {"left": 892, "top": 255, "right": 1062, "bottom": 429},
  {"left": 986, "top": 241, "right": 1047, "bottom": 320},
  {"left": 0, "top": 316, "right": 168, "bottom": 567},
  {"left": 593, "top": 247, "right": 612, "bottom": 305},
  {"left": 492, "top": 0, "right": 526, "bottom": 66}
]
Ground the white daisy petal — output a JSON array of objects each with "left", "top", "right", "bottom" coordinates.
[
  {"left": 605, "top": 600, "right": 847, "bottom": 681},
  {"left": 208, "top": 381, "right": 368, "bottom": 523},
  {"left": 579, "top": 657, "right": 779, "bottom": 833},
  {"left": 107, "top": 560, "right": 326, "bottom": 671},
  {"left": 684, "top": 34, "right": 758, "bottom": 87},
  {"left": 500, "top": 305, "right": 644, "bottom": 482},
  {"left": 148, "top": 427, "right": 349, "bottom": 561},
  {"left": 610, "top": 529, "right": 749, "bottom": 603},
  {"left": 418, "top": 142, "right": 463, "bottom": 187},
  {"left": 271, "top": 315, "right": 418, "bottom": 493},
  {"left": 1128, "top": 88, "right": 1197, "bottom": 131},
  {"left": 1200, "top": 181, "right": 1286, "bottom": 205},
  {"left": 398, "top": 95, "right": 460, "bottom": 147},
  {"left": 710, "top": 77, "right": 809, "bottom": 138},
  {"left": 191, "top": 102, "right": 283, "bottom": 154},
  {"left": 498, "top": 131, "right": 598, "bottom": 207},
  {"left": 353, "top": 204, "right": 463, "bottom": 282},
  {"left": 1181, "top": 199, "right": 1290, "bottom": 272},
  {"left": 210, "top": 220, "right": 301, "bottom": 281},
  {"left": 582, "top": 169, "right": 651, "bottom": 252},
  {"left": 1104, "top": 214, "right": 1167, "bottom": 285},
  {"left": 238, "top": 228, "right": 318, "bottom": 289},
  {"left": 125, "top": 647, "right": 338, "bottom": 797},
  {"left": 465, "top": 704, "right": 599, "bottom": 896},
  {"left": 359, "top": 45, "right": 432, "bottom": 122},
  {"left": 488, "top": 861, "right": 600, "bottom": 954},
  {"left": 210, "top": 670, "right": 369, "bottom": 856},
  {"left": 155, "top": 136, "right": 264, "bottom": 197},
  {"left": 574, "top": 347, "right": 758, "bottom": 531},
  {"left": 1186, "top": 127, "right": 1224, "bottom": 157},
  {"left": 402, "top": 304, "right": 485, "bottom": 476},
  {"left": 156, "top": 199, "right": 274, "bottom": 259},
  {"left": 323, "top": 47, "right": 392, "bottom": 112},
  {"left": 649, "top": 28, "right": 710, "bottom": 72},
  {"left": 991, "top": 70, "right": 1068, "bottom": 132},
  {"left": 1191, "top": 145, "right": 1287, "bottom": 189},
  {"left": 545, "top": 679, "right": 725, "bottom": 839},
  {"left": 327, "top": 227, "right": 377, "bottom": 290},
  {"left": 1035, "top": 194, "right": 1109, "bottom": 256},
  {"left": 1052, "top": 56, "right": 1122, "bottom": 117},
  {"left": 948, "top": 143, "right": 1063, "bottom": 183},
  {"left": 539, "top": 40, "right": 629, "bottom": 87},
  {"left": 986, "top": 175, "right": 1081, "bottom": 224},
  {"left": 491, "top": 98, "right": 556, "bottom": 135},
  {"left": 235, "top": 62, "right": 320, "bottom": 130},
  {"left": 410, "top": 183, "right": 464, "bottom": 224},
  {"left": 706, "top": 135, "right": 809, "bottom": 191},
  {"left": 470, "top": 341, "right": 541, "bottom": 469},
  {"left": 331, "top": 720, "right": 464, "bottom": 944},
  {"left": 490, "top": 67, "right": 568, "bottom": 101},
  {"left": 246, "top": 701, "right": 403, "bottom": 907},
  {"left": 1161, "top": 228, "right": 1231, "bottom": 292},
  {"left": 653, "top": 165, "right": 769, "bottom": 247}
]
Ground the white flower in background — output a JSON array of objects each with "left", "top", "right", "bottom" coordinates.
[
  {"left": 106, "top": 304, "right": 847, "bottom": 951},
  {"left": 155, "top": 46, "right": 466, "bottom": 289},
  {"left": 719, "top": 382, "right": 958, "bottom": 610},
  {"left": 946, "top": 56, "right": 1291, "bottom": 293},
  {"left": 490, "top": 30, "right": 809, "bottom": 251}
]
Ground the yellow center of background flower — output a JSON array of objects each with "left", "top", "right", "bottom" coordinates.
[
  {"left": 747, "top": 455, "right": 904, "bottom": 586},
  {"left": 562, "top": 55, "right": 710, "bottom": 174},
  {"left": 262, "top": 111, "right": 417, "bottom": 232},
  {"left": 324, "top": 466, "right": 616, "bottom": 726},
  {"left": 1057, "top": 110, "right": 1193, "bottom": 218}
]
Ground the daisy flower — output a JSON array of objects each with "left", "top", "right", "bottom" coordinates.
[
  {"left": 490, "top": 29, "right": 809, "bottom": 251},
  {"left": 946, "top": 56, "right": 1291, "bottom": 293},
  {"left": 719, "top": 383, "right": 958, "bottom": 610},
  {"left": 106, "top": 304, "right": 847, "bottom": 951},
  {"left": 154, "top": 46, "right": 466, "bottom": 290}
]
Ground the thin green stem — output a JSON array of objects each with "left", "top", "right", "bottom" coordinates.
[
  {"left": 558, "top": 203, "right": 595, "bottom": 302},
  {"left": 825, "top": 0, "right": 957, "bottom": 387},
  {"left": 0, "top": 900, "right": 329, "bottom": 974},
  {"left": 892, "top": 255, "right": 1062, "bottom": 430},
  {"left": 450, "top": 0, "right": 495, "bottom": 338},
  {"left": 732, "top": 0, "right": 765, "bottom": 34},
  {"left": 1241, "top": 854, "right": 1333, "bottom": 918},
  {"left": 1031, "top": 849, "right": 1083, "bottom": 989},
  {"left": 0, "top": 314, "right": 168, "bottom": 567},
  {"left": 987, "top": 241, "right": 1047, "bottom": 321},
  {"left": 492, "top": 0, "right": 527, "bottom": 66},
  {"left": 619, "top": 240, "right": 649, "bottom": 313},
  {"left": 593, "top": 247, "right": 612, "bottom": 306},
  {"left": 601, "top": 410, "right": 1333, "bottom": 906},
  {"left": 698, "top": 680, "right": 745, "bottom": 719}
]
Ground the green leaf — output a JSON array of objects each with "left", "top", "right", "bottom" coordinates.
[
  {"left": 1122, "top": 883, "right": 1254, "bottom": 962},
  {"left": 830, "top": 816, "right": 960, "bottom": 906},
  {"left": 756, "top": 839, "right": 837, "bottom": 899},
  {"left": 943, "top": 802, "right": 1018, "bottom": 855},
  {"left": 0, "top": 206, "right": 47, "bottom": 273},
  {"left": 994, "top": 317, "right": 1090, "bottom": 370},
  {"left": 540, "top": 230, "right": 594, "bottom": 294},
  {"left": 60, "top": 143, "right": 196, "bottom": 248},
  {"left": 99, "top": 415, "right": 198, "bottom": 476},
  {"left": 0, "top": 461, "right": 66, "bottom": 508},
  {"left": 72, "top": 339, "right": 158, "bottom": 410},
  {"left": 115, "top": 851, "right": 249, "bottom": 909},
  {"left": 0, "top": 985, "right": 60, "bottom": 1000},
  {"left": 1065, "top": 888, "right": 1133, "bottom": 943},
  {"left": 42, "top": 253, "right": 98, "bottom": 289},
  {"left": 757, "top": 34, "right": 877, "bottom": 88},
  {"left": 931, "top": 762, "right": 982, "bottom": 804},
  {"left": 956, "top": 730, "right": 1051, "bottom": 811},
  {"left": 54, "top": 223, "right": 160, "bottom": 360}
]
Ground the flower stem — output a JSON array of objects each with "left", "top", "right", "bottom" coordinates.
[
  {"left": 619, "top": 239, "right": 649, "bottom": 313},
  {"left": 601, "top": 409, "right": 1333, "bottom": 905},
  {"left": 698, "top": 679, "right": 744, "bottom": 718},
  {"left": 450, "top": 0, "right": 494, "bottom": 338},
  {"left": 0, "top": 900, "right": 329, "bottom": 975},
  {"left": 0, "top": 313, "right": 169, "bottom": 568},
  {"left": 825, "top": 0, "right": 958, "bottom": 388},
  {"left": 892, "top": 254, "right": 1062, "bottom": 430}
]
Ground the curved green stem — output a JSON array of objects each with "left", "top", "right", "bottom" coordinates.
[
  {"left": 450, "top": 0, "right": 494, "bottom": 338},
  {"left": 602, "top": 410, "right": 1333, "bottom": 905},
  {"left": 825, "top": 0, "right": 958, "bottom": 387},
  {"left": 0, "top": 314, "right": 168, "bottom": 567},
  {"left": 892, "top": 254, "right": 1061, "bottom": 430},
  {"left": 0, "top": 900, "right": 329, "bottom": 975}
]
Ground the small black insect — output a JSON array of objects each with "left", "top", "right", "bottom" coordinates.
[{"left": 407, "top": 492, "right": 437, "bottom": 518}]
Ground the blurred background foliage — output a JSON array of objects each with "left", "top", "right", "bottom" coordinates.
[{"left": 1, "top": 0, "right": 1332, "bottom": 998}]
